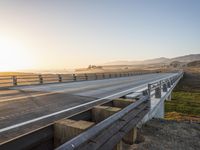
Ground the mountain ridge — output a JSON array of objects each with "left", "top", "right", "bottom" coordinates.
[{"left": 104, "top": 54, "right": 200, "bottom": 66}]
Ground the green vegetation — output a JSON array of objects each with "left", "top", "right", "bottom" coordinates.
[
  {"left": 165, "top": 70, "right": 200, "bottom": 121},
  {"left": 165, "top": 92, "right": 200, "bottom": 115}
]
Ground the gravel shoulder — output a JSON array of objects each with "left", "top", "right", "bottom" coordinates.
[{"left": 123, "top": 119, "right": 200, "bottom": 150}]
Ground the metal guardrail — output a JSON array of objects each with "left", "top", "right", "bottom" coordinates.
[
  {"left": 0, "top": 71, "right": 156, "bottom": 88},
  {"left": 56, "top": 96, "right": 149, "bottom": 150},
  {"left": 147, "top": 72, "right": 183, "bottom": 100},
  {"left": 56, "top": 72, "right": 184, "bottom": 150}
]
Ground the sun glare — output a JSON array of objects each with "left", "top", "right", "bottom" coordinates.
[{"left": 0, "top": 37, "right": 34, "bottom": 71}]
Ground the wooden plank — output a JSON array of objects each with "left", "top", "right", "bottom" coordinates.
[
  {"left": 98, "top": 109, "right": 148, "bottom": 150},
  {"left": 92, "top": 106, "right": 121, "bottom": 123},
  {"left": 113, "top": 98, "right": 136, "bottom": 108},
  {"left": 54, "top": 119, "right": 94, "bottom": 148},
  {"left": 80, "top": 102, "right": 148, "bottom": 150}
]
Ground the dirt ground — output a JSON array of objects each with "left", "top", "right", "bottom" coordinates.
[{"left": 123, "top": 119, "right": 200, "bottom": 150}]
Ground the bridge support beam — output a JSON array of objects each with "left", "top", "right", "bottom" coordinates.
[
  {"left": 154, "top": 101, "right": 164, "bottom": 118},
  {"left": 54, "top": 119, "right": 94, "bottom": 148},
  {"left": 92, "top": 106, "right": 121, "bottom": 123},
  {"left": 92, "top": 106, "right": 122, "bottom": 149},
  {"left": 166, "top": 94, "right": 172, "bottom": 101},
  {"left": 123, "top": 127, "right": 137, "bottom": 145},
  {"left": 113, "top": 98, "right": 135, "bottom": 108},
  {"left": 114, "top": 141, "right": 123, "bottom": 150}
]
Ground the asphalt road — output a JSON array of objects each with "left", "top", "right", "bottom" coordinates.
[{"left": 0, "top": 73, "right": 177, "bottom": 144}]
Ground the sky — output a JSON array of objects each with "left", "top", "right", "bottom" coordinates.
[{"left": 0, "top": 0, "right": 199, "bottom": 71}]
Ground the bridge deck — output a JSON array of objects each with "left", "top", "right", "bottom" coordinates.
[{"left": 0, "top": 73, "right": 176, "bottom": 144}]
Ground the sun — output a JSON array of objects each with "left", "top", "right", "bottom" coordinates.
[{"left": 0, "top": 37, "right": 34, "bottom": 71}]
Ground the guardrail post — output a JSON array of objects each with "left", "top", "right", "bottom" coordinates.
[
  {"left": 58, "top": 74, "right": 62, "bottom": 82},
  {"left": 148, "top": 84, "right": 151, "bottom": 100},
  {"left": 167, "top": 81, "right": 171, "bottom": 88},
  {"left": 170, "top": 78, "right": 173, "bottom": 85},
  {"left": 155, "top": 83, "right": 161, "bottom": 98},
  {"left": 73, "top": 74, "right": 76, "bottom": 81},
  {"left": 12, "top": 76, "right": 17, "bottom": 86},
  {"left": 109, "top": 74, "right": 111, "bottom": 78},
  {"left": 142, "top": 89, "right": 148, "bottom": 97},
  {"left": 85, "top": 74, "right": 88, "bottom": 80},
  {"left": 39, "top": 75, "right": 43, "bottom": 84},
  {"left": 147, "top": 84, "right": 152, "bottom": 110},
  {"left": 163, "top": 83, "right": 167, "bottom": 92}
]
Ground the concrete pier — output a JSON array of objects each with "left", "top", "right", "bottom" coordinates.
[{"left": 154, "top": 101, "right": 165, "bottom": 118}]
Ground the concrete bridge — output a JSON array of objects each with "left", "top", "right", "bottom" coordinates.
[{"left": 0, "top": 71, "right": 183, "bottom": 150}]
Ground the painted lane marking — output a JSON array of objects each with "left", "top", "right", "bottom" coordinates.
[
  {"left": 0, "top": 73, "right": 177, "bottom": 133},
  {"left": 0, "top": 84, "right": 147, "bottom": 133},
  {"left": 0, "top": 74, "right": 170, "bottom": 103}
]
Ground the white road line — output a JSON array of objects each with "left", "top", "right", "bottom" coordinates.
[
  {"left": 0, "top": 84, "right": 147, "bottom": 133},
  {"left": 0, "top": 80, "right": 134, "bottom": 102},
  {"left": 0, "top": 74, "right": 176, "bottom": 133},
  {"left": 0, "top": 74, "right": 163, "bottom": 103},
  {"left": 0, "top": 93, "right": 56, "bottom": 103}
]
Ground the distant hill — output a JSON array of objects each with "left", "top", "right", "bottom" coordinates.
[
  {"left": 142, "top": 57, "right": 170, "bottom": 64},
  {"left": 170, "top": 54, "right": 200, "bottom": 63},
  {"left": 170, "top": 61, "right": 186, "bottom": 68},
  {"left": 104, "top": 54, "right": 200, "bottom": 66},
  {"left": 187, "top": 60, "right": 200, "bottom": 67}
]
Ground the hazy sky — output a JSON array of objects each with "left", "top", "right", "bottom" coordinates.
[{"left": 0, "top": 0, "right": 199, "bottom": 71}]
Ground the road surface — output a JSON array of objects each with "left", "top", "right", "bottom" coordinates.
[{"left": 0, "top": 73, "right": 177, "bottom": 144}]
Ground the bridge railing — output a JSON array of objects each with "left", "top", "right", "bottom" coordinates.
[
  {"left": 55, "top": 73, "right": 184, "bottom": 150},
  {"left": 0, "top": 71, "right": 156, "bottom": 88},
  {"left": 0, "top": 72, "right": 183, "bottom": 150},
  {"left": 147, "top": 72, "right": 184, "bottom": 100},
  {"left": 55, "top": 94, "right": 150, "bottom": 150}
]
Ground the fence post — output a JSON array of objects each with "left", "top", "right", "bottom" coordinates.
[
  {"left": 58, "top": 74, "right": 62, "bottom": 82},
  {"left": 73, "top": 74, "right": 77, "bottom": 81},
  {"left": 12, "top": 76, "right": 17, "bottom": 86},
  {"left": 39, "top": 75, "right": 43, "bottom": 84},
  {"left": 95, "top": 74, "right": 97, "bottom": 80},
  {"left": 102, "top": 73, "right": 105, "bottom": 79},
  {"left": 85, "top": 74, "right": 88, "bottom": 80}
]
